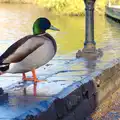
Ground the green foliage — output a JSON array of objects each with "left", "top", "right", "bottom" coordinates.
[
  {"left": 0, "top": 0, "right": 32, "bottom": 4},
  {"left": 35, "top": 0, "right": 120, "bottom": 16},
  {"left": 35, "top": 0, "right": 85, "bottom": 16},
  {"left": 0, "top": 0, "right": 120, "bottom": 15}
]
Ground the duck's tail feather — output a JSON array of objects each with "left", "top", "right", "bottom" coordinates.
[{"left": 0, "top": 63, "right": 9, "bottom": 75}]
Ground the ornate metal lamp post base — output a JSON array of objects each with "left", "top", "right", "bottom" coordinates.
[
  {"left": 76, "top": 0, "right": 103, "bottom": 59},
  {"left": 76, "top": 44, "right": 103, "bottom": 60}
]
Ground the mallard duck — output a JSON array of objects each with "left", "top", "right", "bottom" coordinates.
[{"left": 0, "top": 17, "right": 59, "bottom": 83}]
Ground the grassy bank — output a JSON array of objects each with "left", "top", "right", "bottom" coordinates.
[
  {"left": 0, "top": 0, "right": 120, "bottom": 15},
  {"left": 34, "top": 0, "right": 120, "bottom": 16},
  {"left": 0, "top": 0, "right": 32, "bottom": 4},
  {"left": 34, "top": 0, "right": 85, "bottom": 16}
]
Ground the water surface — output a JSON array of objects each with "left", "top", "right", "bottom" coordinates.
[{"left": 0, "top": 4, "right": 120, "bottom": 55}]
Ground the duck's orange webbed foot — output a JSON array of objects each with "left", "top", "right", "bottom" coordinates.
[{"left": 22, "top": 69, "right": 46, "bottom": 83}]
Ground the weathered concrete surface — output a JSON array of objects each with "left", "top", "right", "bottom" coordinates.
[{"left": 0, "top": 51, "right": 120, "bottom": 119}]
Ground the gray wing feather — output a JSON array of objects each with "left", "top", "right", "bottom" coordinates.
[{"left": 3, "top": 36, "right": 44, "bottom": 63}]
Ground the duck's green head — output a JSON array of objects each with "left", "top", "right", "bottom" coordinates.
[{"left": 33, "top": 17, "right": 59, "bottom": 35}]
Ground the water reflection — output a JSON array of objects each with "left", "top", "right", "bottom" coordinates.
[
  {"left": 23, "top": 83, "right": 37, "bottom": 96},
  {"left": 85, "top": 60, "right": 97, "bottom": 73}
]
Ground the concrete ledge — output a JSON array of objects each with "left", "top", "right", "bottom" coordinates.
[
  {"left": 22, "top": 61, "right": 120, "bottom": 120},
  {"left": 0, "top": 55, "right": 119, "bottom": 120}
]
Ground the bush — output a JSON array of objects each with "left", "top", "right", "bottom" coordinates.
[{"left": 35, "top": 0, "right": 120, "bottom": 16}]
